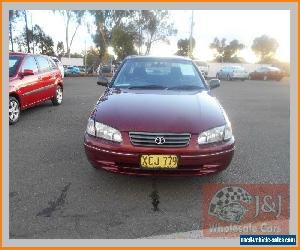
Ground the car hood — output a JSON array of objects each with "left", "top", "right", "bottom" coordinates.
[{"left": 93, "top": 89, "right": 226, "bottom": 134}]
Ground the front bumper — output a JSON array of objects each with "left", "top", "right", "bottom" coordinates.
[{"left": 84, "top": 133, "right": 235, "bottom": 176}]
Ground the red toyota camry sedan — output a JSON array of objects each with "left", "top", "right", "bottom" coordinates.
[
  {"left": 9, "top": 52, "right": 63, "bottom": 124},
  {"left": 84, "top": 56, "right": 235, "bottom": 176}
]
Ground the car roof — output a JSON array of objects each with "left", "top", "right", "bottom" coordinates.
[
  {"left": 268, "top": 66, "right": 280, "bottom": 70},
  {"left": 10, "top": 52, "right": 49, "bottom": 58},
  {"left": 125, "top": 55, "right": 192, "bottom": 61}
]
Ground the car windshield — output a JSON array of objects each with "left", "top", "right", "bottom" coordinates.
[
  {"left": 112, "top": 58, "right": 206, "bottom": 90},
  {"left": 232, "top": 66, "right": 244, "bottom": 70},
  {"left": 9, "top": 55, "right": 22, "bottom": 77}
]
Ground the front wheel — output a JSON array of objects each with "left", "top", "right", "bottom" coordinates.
[
  {"left": 52, "top": 85, "right": 63, "bottom": 105},
  {"left": 9, "top": 96, "right": 20, "bottom": 125}
]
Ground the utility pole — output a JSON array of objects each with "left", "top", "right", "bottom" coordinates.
[
  {"left": 31, "top": 12, "right": 34, "bottom": 54},
  {"left": 189, "top": 10, "right": 194, "bottom": 58},
  {"left": 84, "top": 40, "right": 87, "bottom": 74}
]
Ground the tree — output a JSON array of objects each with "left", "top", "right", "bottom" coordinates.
[
  {"left": 210, "top": 37, "right": 245, "bottom": 62},
  {"left": 33, "top": 25, "right": 54, "bottom": 55},
  {"left": 85, "top": 47, "right": 101, "bottom": 68},
  {"left": 21, "top": 10, "right": 31, "bottom": 53},
  {"left": 15, "top": 27, "right": 33, "bottom": 53},
  {"left": 175, "top": 38, "right": 195, "bottom": 57},
  {"left": 56, "top": 41, "right": 65, "bottom": 58},
  {"left": 9, "top": 10, "right": 21, "bottom": 51},
  {"left": 54, "top": 10, "right": 86, "bottom": 57},
  {"left": 111, "top": 26, "right": 137, "bottom": 60},
  {"left": 140, "top": 10, "right": 177, "bottom": 55},
  {"left": 251, "top": 35, "right": 279, "bottom": 63},
  {"left": 90, "top": 10, "right": 136, "bottom": 61},
  {"left": 15, "top": 25, "right": 54, "bottom": 55}
]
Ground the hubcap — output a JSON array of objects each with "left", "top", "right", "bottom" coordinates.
[
  {"left": 9, "top": 100, "right": 20, "bottom": 122},
  {"left": 56, "top": 87, "right": 63, "bottom": 103}
]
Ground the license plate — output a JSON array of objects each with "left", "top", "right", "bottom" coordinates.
[{"left": 140, "top": 155, "right": 178, "bottom": 169}]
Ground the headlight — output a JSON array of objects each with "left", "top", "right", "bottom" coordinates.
[
  {"left": 198, "top": 125, "right": 226, "bottom": 144},
  {"left": 86, "top": 118, "right": 122, "bottom": 143},
  {"left": 198, "top": 115, "right": 233, "bottom": 144}
]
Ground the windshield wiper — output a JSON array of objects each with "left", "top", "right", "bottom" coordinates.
[
  {"left": 128, "top": 84, "right": 167, "bottom": 90},
  {"left": 167, "top": 85, "right": 204, "bottom": 90}
]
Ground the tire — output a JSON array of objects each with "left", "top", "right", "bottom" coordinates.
[
  {"left": 9, "top": 96, "right": 20, "bottom": 125},
  {"left": 52, "top": 85, "right": 63, "bottom": 105}
]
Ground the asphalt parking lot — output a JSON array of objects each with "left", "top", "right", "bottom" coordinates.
[{"left": 9, "top": 77, "right": 289, "bottom": 239}]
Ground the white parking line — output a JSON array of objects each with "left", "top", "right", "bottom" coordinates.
[{"left": 143, "top": 230, "right": 203, "bottom": 239}]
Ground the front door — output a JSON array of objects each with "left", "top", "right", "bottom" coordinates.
[{"left": 18, "top": 56, "right": 42, "bottom": 108}]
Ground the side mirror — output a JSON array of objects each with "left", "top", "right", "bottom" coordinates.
[
  {"left": 208, "top": 79, "right": 220, "bottom": 89},
  {"left": 22, "top": 69, "right": 34, "bottom": 76},
  {"left": 97, "top": 76, "right": 109, "bottom": 86}
]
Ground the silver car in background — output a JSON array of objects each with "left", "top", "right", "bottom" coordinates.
[{"left": 216, "top": 65, "right": 248, "bottom": 81}]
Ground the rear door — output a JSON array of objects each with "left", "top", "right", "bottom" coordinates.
[
  {"left": 18, "top": 56, "right": 42, "bottom": 108},
  {"left": 35, "top": 56, "right": 57, "bottom": 100}
]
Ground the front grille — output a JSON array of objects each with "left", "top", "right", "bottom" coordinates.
[{"left": 129, "top": 132, "right": 191, "bottom": 147}]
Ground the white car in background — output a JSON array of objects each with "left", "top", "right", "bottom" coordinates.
[{"left": 51, "top": 57, "right": 64, "bottom": 78}]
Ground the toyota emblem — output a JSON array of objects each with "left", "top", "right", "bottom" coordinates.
[{"left": 155, "top": 137, "right": 165, "bottom": 145}]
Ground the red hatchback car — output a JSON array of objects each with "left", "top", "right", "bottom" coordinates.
[
  {"left": 84, "top": 56, "right": 235, "bottom": 176},
  {"left": 9, "top": 52, "right": 63, "bottom": 124}
]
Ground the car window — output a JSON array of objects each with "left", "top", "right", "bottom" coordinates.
[
  {"left": 36, "top": 56, "right": 50, "bottom": 72},
  {"left": 48, "top": 58, "right": 58, "bottom": 69},
  {"left": 9, "top": 55, "right": 22, "bottom": 77},
  {"left": 233, "top": 66, "right": 245, "bottom": 71},
  {"left": 261, "top": 67, "right": 269, "bottom": 72},
  {"left": 112, "top": 58, "right": 206, "bottom": 89},
  {"left": 22, "top": 56, "right": 39, "bottom": 74},
  {"left": 222, "top": 67, "right": 228, "bottom": 71}
]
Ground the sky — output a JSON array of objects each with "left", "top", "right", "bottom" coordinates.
[{"left": 15, "top": 10, "right": 290, "bottom": 63}]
